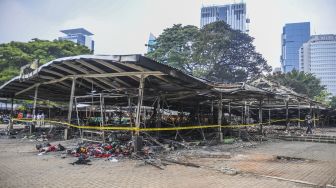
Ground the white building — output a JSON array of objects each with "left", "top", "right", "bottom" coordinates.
[
  {"left": 200, "top": 3, "right": 249, "bottom": 33},
  {"left": 299, "top": 34, "right": 336, "bottom": 95}
]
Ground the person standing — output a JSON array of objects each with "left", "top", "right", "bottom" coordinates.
[{"left": 305, "top": 115, "right": 313, "bottom": 134}]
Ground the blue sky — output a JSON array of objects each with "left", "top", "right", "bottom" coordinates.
[{"left": 0, "top": 0, "right": 336, "bottom": 69}]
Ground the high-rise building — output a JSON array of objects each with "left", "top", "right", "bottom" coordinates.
[
  {"left": 59, "top": 28, "right": 94, "bottom": 52},
  {"left": 146, "top": 33, "right": 156, "bottom": 53},
  {"left": 200, "top": 3, "right": 249, "bottom": 33},
  {"left": 280, "top": 22, "right": 310, "bottom": 73},
  {"left": 299, "top": 34, "right": 336, "bottom": 95}
]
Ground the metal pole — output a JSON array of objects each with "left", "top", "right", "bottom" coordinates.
[
  {"left": 268, "top": 109, "right": 271, "bottom": 126},
  {"left": 128, "top": 96, "right": 133, "bottom": 127},
  {"left": 268, "top": 98, "right": 271, "bottom": 126},
  {"left": 241, "top": 106, "right": 244, "bottom": 124},
  {"left": 100, "top": 94, "right": 105, "bottom": 143},
  {"left": 218, "top": 93, "right": 223, "bottom": 142},
  {"left": 134, "top": 75, "right": 145, "bottom": 152},
  {"left": 48, "top": 100, "right": 51, "bottom": 121},
  {"left": 228, "top": 101, "right": 231, "bottom": 125},
  {"left": 75, "top": 97, "right": 82, "bottom": 140},
  {"left": 313, "top": 105, "right": 316, "bottom": 128},
  {"left": 317, "top": 105, "right": 320, "bottom": 128},
  {"left": 9, "top": 97, "right": 14, "bottom": 130},
  {"left": 211, "top": 100, "right": 214, "bottom": 124},
  {"left": 259, "top": 100, "right": 263, "bottom": 135},
  {"left": 32, "top": 85, "right": 39, "bottom": 120},
  {"left": 244, "top": 101, "right": 247, "bottom": 124},
  {"left": 298, "top": 102, "right": 301, "bottom": 127},
  {"left": 31, "top": 85, "right": 39, "bottom": 134},
  {"left": 135, "top": 75, "right": 145, "bottom": 136},
  {"left": 156, "top": 96, "right": 161, "bottom": 137},
  {"left": 247, "top": 103, "right": 250, "bottom": 124},
  {"left": 65, "top": 78, "right": 76, "bottom": 140},
  {"left": 285, "top": 100, "right": 289, "bottom": 129}
]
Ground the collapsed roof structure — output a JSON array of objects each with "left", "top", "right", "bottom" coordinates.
[{"left": 0, "top": 55, "right": 326, "bottom": 143}]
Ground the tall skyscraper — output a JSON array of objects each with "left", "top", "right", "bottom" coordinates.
[
  {"left": 59, "top": 28, "right": 95, "bottom": 52},
  {"left": 146, "top": 33, "right": 156, "bottom": 53},
  {"left": 200, "top": 3, "right": 249, "bottom": 33},
  {"left": 299, "top": 34, "right": 336, "bottom": 95},
  {"left": 280, "top": 22, "right": 310, "bottom": 73}
]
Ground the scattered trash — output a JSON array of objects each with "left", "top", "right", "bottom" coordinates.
[
  {"left": 36, "top": 143, "right": 66, "bottom": 154},
  {"left": 162, "top": 158, "right": 200, "bottom": 168},
  {"left": 108, "top": 157, "right": 118, "bottom": 162},
  {"left": 71, "top": 154, "right": 92, "bottom": 165},
  {"left": 275, "top": 155, "right": 312, "bottom": 162},
  {"left": 61, "top": 154, "right": 67, "bottom": 159},
  {"left": 70, "top": 141, "right": 133, "bottom": 159},
  {"left": 218, "top": 166, "right": 239, "bottom": 175}
]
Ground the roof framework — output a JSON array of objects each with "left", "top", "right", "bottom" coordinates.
[{"left": 0, "top": 54, "right": 325, "bottom": 116}]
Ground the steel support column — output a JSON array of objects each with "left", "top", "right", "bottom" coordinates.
[
  {"left": 8, "top": 97, "right": 14, "bottom": 130},
  {"left": 244, "top": 101, "right": 247, "bottom": 124},
  {"left": 156, "top": 96, "right": 161, "bottom": 137},
  {"left": 128, "top": 96, "right": 133, "bottom": 127},
  {"left": 135, "top": 75, "right": 145, "bottom": 136},
  {"left": 134, "top": 75, "right": 145, "bottom": 152},
  {"left": 259, "top": 100, "right": 263, "bottom": 135},
  {"left": 218, "top": 93, "right": 223, "bottom": 142},
  {"left": 298, "top": 102, "right": 301, "bottom": 127},
  {"left": 285, "top": 100, "right": 289, "bottom": 129},
  {"left": 211, "top": 100, "right": 214, "bottom": 124},
  {"left": 268, "top": 109, "right": 271, "bottom": 126},
  {"left": 31, "top": 85, "right": 39, "bottom": 134},
  {"left": 228, "top": 101, "right": 231, "bottom": 125},
  {"left": 65, "top": 78, "right": 76, "bottom": 140}
]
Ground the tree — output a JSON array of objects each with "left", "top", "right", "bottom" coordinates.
[
  {"left": 147, "top": 21, "right": 271, "bottom": 83},
  {"left": 0, "top": 39, "right": 91, "bottom": 84},
  {"left": 268, "top": 70, "right": 326, "bottom": 99},
  {"left": 147, "top": 24, "right": 199, "bottom": 73},
  {"left": 194, "top": 21, "right": 271, "bottom": 82},
  {"left": 330, "top": 96, "right": 336, "bottom": 109},
  {"left": 314, "top": 90, "right": 331, "bottom": 105}
]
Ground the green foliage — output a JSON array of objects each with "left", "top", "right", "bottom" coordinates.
[
  {"left": 314, "top": 90, "right": 331, "bottom": 105},
  {"left": 268, "top": 70, "right": 326, "bottom": 99},
  {"left": 147, "top": 21, "right": 271, "bottom": 83},
  {"left": 147, "top": 24, "right": 199, "bottom": 73},
  {"left": 17, "top": 105, "right": 26, "bottom": 111},
  {"left": 0, "top": 39, "right": 91, "bottom": 84},
  {"left": 330, "top": 96, "right": 336, "bottom": 109},
  {"left": 0, "top": 66, "right": 20, "bottom": 84}
]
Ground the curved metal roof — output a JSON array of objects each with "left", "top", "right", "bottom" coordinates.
[{"left": 0, "top": 54, "right": 210, "bottom": 102}]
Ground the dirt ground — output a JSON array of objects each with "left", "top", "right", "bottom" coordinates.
[{"left": 0, "top": 125, "right": 336, "bottom": 188}]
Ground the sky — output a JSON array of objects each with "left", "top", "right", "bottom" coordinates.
[{"left": 0, "top": 0, "right": 336, "bottom": 69}]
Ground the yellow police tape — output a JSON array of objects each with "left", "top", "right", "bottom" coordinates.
[{"left": 11, "top": 118, "right": 318, "bottom": 132}]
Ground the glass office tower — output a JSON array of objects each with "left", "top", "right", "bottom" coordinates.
[
  {"left": 280, "top": 22, "right": 310, "bottom": 73},
  {"left": 200, "top": 3, "right": 248, "bottom": 33},
  {"left": 300, "top": 35, "right": 336, "bottom": 95}
]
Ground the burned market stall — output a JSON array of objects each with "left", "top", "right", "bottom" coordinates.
[
  {"left": 0, "top": 55, "right": 217, "bottom": 146},
  {"left": 0, "top": 55, "right": 328, "bottom": 148}
]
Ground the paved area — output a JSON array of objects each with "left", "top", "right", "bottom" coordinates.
[
  {"left": 1, "top": 123, "right": 336, "bottom": 188},
  {"left": 188, "top": 141, "right": 336, "bottom": 187},
  {"left": 0, "top": 139, "right": 311, "bottom": 188}
]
